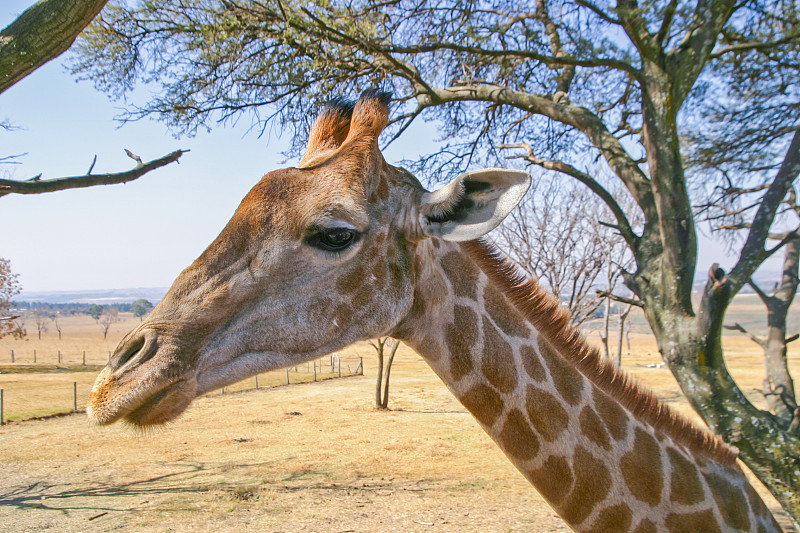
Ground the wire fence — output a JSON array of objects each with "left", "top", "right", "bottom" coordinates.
[{"left": 0, "top": 352, "right": 363, "bottom": 425}]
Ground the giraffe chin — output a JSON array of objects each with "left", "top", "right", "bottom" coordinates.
[
  {"left": 88, "top": 376, "right": 197, "bottom": 428},
  {"left": 122, "top": 380, "right": 197, "bottom": 428}
]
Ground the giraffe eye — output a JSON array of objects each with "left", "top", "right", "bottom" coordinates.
[{"left": 307, "top": 228, "right": 360, "bottom": 252}]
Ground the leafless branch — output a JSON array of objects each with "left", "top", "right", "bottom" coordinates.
[
  {"left": 723, "top": 322, "right": 766, "bottom": 347},
  {"left": 596, "top": 290, "right": 644, "bottom": 307},
  {"left": 500, "top": 142, "right": 637, "bottom": 248},
  {"left": 0, "top": 149, "right": 188, "bottom": 198}
]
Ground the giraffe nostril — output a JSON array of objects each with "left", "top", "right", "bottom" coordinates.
[{"left": 109, "top": 330, "right": 158, "bottom": 373}]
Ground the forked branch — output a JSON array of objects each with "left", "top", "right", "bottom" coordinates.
[{"left": 0, "top": 149, "right": 188, "bottom": 198}]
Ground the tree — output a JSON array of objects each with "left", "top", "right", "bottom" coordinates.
[
  {"left": 72, "top": 0, "right": 800, "bottom": 520},
  {"left": 130, "top": 299, "right": 153, "bottom": 321},
  {"left": 0, "top": 1, "right": 185, "bottom": 196},
  {"left": 0, "top": 257, "right": 25, "bottom": 339},
  {"left": 369, "top": 337, "right": 401, "bottom": 409},
  {"left": 99, "top": 306, "right": 117, "bottom": 340},
  {"left": 87, "top": 303, "right": 103, "bottom": 322},
  {"left": 32, "top": 309, "right": 51, "bottom": 340},
  {"left": 494, "top": 173, "right": 607, "bottom": 327},
  {"left": 52, "top": 311, "right": 63, "bottom": 340}
]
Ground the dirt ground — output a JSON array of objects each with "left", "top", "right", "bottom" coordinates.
[{"left": 0, "top": 309, "right": 798, "bottom": 532}]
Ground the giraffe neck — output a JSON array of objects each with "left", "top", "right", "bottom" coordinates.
[{"left": 391, "top": 239, "right": 781, "bottom": 533}]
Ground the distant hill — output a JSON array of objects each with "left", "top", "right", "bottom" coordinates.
[{"left": 17, "top": 287, "right": 168, "bottom": 305}]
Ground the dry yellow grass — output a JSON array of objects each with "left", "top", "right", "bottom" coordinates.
[{"left": 0, "top": 301, "right": 797, "bottom": 531}]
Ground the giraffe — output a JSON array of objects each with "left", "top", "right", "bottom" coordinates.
[{"left": 88, "top": 91, "right": 783, "bottom": 533}]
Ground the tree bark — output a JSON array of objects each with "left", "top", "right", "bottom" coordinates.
[
  {"left": 0, "top": 0, "right": 109, "bottom": 94},
  {"left": 753, "top": 237, "right": 800, "bottom": 423}
]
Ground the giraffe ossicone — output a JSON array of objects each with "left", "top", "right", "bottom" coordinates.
[{"left": 88, "top": 91, "right": 783, "bottom": 533}]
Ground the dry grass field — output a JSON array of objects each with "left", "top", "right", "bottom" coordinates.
[{"left": 0, "top": 301, "right": 798, "bottom": 531}]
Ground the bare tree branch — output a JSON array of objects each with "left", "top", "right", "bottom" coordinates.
[
  {"left": 596, "top": 289, "right": 644, "bottom": 307},
  {"left": 723, "top": 322, "right": 766, "bottom": 347},
  {"left": 500, "top": 142, "right": 638, "bottom": 248},
  {"left": 0, "top": 149, "right": 187, "bottom": 198},
  {"left": 728, "top": 129, "right": 800, "bottom": 294}
]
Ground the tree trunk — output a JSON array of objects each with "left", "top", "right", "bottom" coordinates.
[
  {"left": 0, "top": 0, "right": 109, "bottom": 94},
  {"left": 616, "top": 303, "right": 633, "bottom": 367},
  {"left": 761, "top": 237, "right": 799, "bottom": 423},
  {"left": 380, "top": 339, "right": 400, "bottom": 409},
  {"left": 374, "top": 338, "right": 385, "bottom": 409},
  {"left": 600, "top": 296, "right": 611, "bottom": 359},
  {"left": 647, "top": 271, "right": 800, "bottom": 527}
]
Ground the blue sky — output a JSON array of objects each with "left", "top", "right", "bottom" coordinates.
[
  {"left": 0, "top": 2, "right": 434, "bottom": 293},
  {"left": 1, "top": 2, "right": 746, "bottom": 294}
]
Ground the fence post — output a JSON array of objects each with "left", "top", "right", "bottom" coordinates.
[
  {"left": 33, "top": 349, "right": 36, "bottom": 363},
  {"left": 313, "top": 360, "right": 317, "bottom": 381},
  {"left": 82, "top": 351, "right": 86, "bottom": 365},
  {"left": 108, "top": 351, "right": 111, "bottom": 362},
  {"left": 10, "top": 350, "right": 13, "bottom": 363},
  {"left": 58, "top": 350, "right": 62, "bottom": 364},
  {"left": 338, "top": 357, "right": 341, "bottom": 378},
  {"left": 0, "top": 389, "right": 3, "bottom": 425},
  {"left": 73, "top": 382, "right": 77, "bottom": 413},
  {"left": 255, "top": 375, "right": 259, "bottom": 390},
  {"left": 286, "top": 368, "right": 290, "bottom": 385}
]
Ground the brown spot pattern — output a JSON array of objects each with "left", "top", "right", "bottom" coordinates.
[
  {"left": 481, "top": 317, "right": 518, "bottom": 393},
  {"left": 632, "top": 519, "right": 658, "bottom": 533},
  {"left": 528, "top": 455, "right": 572, "bottom": 507},
  {"left": 484, "top": 284, "right": 531, "bottom": 338},
  {"left": 665, "top": 510, "right": 721, "bottom": 533},
  {"left": 499, "top": 408, "right": 540, "bottom": 460},
  {"left": 744, "top": 481, "right": 781, "bottom": 532},
  {"left": 704, "top": 471, "right": 751, "bottom": 531},
  {"left": 538, "top": 337, "right": 583, "bottom": 405},
  {"left": 336, "top": 262, "right": 365, "bottom": 293},
  {"left": 593, "top": 388, "right": 629, "bottom": 441},
  {"left": 441, "top": 251, "right": 478, "bottom": 299},
  {"left": 525, "top": 385, "right": 569, "bottom": 442},
  {"left": 620, "top": 427, "right": 663, "bottom": 507},
  {"left": 446, "top": 305, "right": 478, "bottom": 380},
  {"left": 459, "top": 384, "right": 504, "bottom": 427},
  {"left": 666, "top": 447, "right": 704, "bottom": 505},
  {"left": 591, "top": 504, "right": 633, "bottom": 532},
  {"left": 579, "top": 406, "right": 611, "bottom": 450},
  {"left": 520, "top": 344, "right": 547, "bottom": 382},
  {"left": 373, "top": 260, "right": 388, "bottom": 285},
  {"left": 561, "top": 446, "right": 611, "bottom": 525}
]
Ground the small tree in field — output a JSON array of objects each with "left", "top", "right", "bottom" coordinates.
[
  {"left": 369, "top": 337, "right": 401, "bottom": 409},
  {"left": 99, "top": 307, "right": 118, "bottom": 340},
  {"left": 32, "top": 309, "right": 51, "bottom": 340},
  {"left": 130, "top": 299, "right": 153, "bottom": 321},
  {"left": 88, "top": 304, "right": 103, "bottom": 322},
  {"left": 0, "top": 257, "right": 24, "bottom": 339},
  {"left": 52, "top": 312, "right": 63, "bottom": 340}
]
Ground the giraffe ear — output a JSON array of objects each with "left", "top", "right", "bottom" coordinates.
[
  {"left": 298, "top": 98, "right": 355, "bottom": 168},
  {"left": 418, "top": 168, "right": 531, "bottom": 242}
]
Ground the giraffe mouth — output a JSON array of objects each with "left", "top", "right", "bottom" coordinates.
[{"left": 88, "top": 365, "right": 198, "bottom": 428}]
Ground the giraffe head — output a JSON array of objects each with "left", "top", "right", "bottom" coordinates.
[{"left": 88, "top": 91, "right": 529, "bottom": 427}]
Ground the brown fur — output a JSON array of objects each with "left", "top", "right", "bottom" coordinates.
[{"left": 461, "top": 238, "right": 738, "bottom": 465}]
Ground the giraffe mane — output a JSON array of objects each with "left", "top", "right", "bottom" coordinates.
[{"left": 462, "top": 238, "right": 739, "bottom": 466}]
